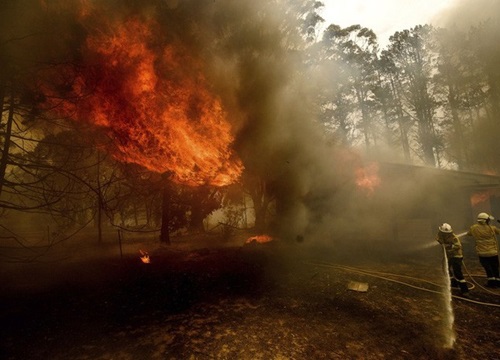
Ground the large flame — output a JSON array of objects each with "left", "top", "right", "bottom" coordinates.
[{"left": 44, "top": 12, "right": 242, "bottom": 186}]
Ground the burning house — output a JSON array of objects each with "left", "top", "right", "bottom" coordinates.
[{"left": 370, "top": 162, "right": 500, "bottom": 248}]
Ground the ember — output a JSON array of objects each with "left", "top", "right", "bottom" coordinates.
[{"left": 43, "top": 10, "right": 243, "bottom": 187}]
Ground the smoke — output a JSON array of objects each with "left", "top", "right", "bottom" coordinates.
[
  {"left": 5, "top": 0, "right": 339, "bottom": 237},
  {"left": 3, "top": 0, "right": 476, "bottom": 254},
  {"left": 197, "top": 1, "right": 348, "bottom": 240},
  {"left": 433, "top": 0, "right": 500, "bottom": 30}
]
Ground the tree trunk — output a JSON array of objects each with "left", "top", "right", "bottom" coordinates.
[
  {"left": 95, "top": 152, "right": 103, "bottom": 244},
  {"left": 190, "top": 205, "right": 206, "bottom": 233},
  {"left": 96, "top": 196, "right": 103, "bottom": 244},
  {"left": 448, "top": 84, "right": 467, "bottom": 169},
  {"left": 355, "top": 86, "right": 372, "bottom": 149},
  {"left": 0, "top": 86, "right": 13, "bottom": 198},
  {"left": 391, "top": 78, "right": 411, "bottom": 162},
  {"left": 251, "top": 191, "right": 270, "bottom": 232},
  {"left": 253, "top": 201, "right": 266, "bottom": 232},
  {"left": 133, "top": 202, "right": 139, "bottom": 226},
  {"left": 159, "top": 181, "right": 171, "bottom": 245}
]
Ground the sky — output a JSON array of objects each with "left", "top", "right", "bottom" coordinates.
[{"left": 320, "top": 0, "right": 456, "bottom": 47}]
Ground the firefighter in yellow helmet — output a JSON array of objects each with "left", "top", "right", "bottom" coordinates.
[
  {"left": 436, "top": 223, "right": 469, "bottom": 295},
  {"left": 467, "top": 212, "right": 500, "bottom": 287}
]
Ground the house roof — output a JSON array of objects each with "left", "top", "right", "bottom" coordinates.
[{"left": 380, "top": 162, "right": 500, "bottom": 189}]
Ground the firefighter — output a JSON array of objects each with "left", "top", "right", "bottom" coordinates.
[
  {"left": 436, "top": 223, "right": 469, "bottom": 295},
  {"left": 467, "top": 212, "right": 500, "bottom": 288}
]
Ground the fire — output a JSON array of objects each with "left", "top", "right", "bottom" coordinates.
[
  {"left": 355, "top": 162, "right": 381, "bottom": 195},
  {"left": 43, "top": 12, "right": 242, "bottom": 186},
  {"left": 470, "top": 191, "right": 493, "bottom": 207},
  {"left": 245, "top": 235, "right": 274, "bottom": 245},
  {"left": 139, "top": 249, "right": 150, "bottom": 264}
]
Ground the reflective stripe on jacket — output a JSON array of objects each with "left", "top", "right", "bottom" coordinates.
[
  {"left": 467, "top": 224, "right": 500, "bottom": 257},
  {"left": 436, "top": 232, "right": 463, "bottom": 258}
]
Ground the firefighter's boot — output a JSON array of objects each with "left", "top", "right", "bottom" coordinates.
[
  {"left": 450, "top": 278, "right": 459, "bottom": 288},
  {"left": 486, "top": 279, "right": 497, "bottom": 288},
  {"left": 458, "top": 281, "right": 469, "bottom": 295}
]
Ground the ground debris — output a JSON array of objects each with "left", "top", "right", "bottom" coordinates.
[{"left": 347, "top": 281, "right": 369, "bottom": 292}]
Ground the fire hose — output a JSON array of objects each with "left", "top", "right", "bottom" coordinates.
[
  {"left": 440, "top": 244, "right": 473, "bottom": 293},
  {"left": 462, "top": 260, "right": 500, "bottom": 296},
  {"left": 306, "top": 261, "right": 500, "bottom": 308}
]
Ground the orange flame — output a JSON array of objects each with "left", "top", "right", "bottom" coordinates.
[
  {"left": 355, "top": 162, "right": 381, "bottom": 195},
  {"left": 43, "top": 14, "right": 242, "bottom": 186},
  {"left": 139, "top": 249, "right": 150, "bottom": 264},
  {"left": 245, "top": 235, "right": 274, "bottom": 244},
  {"left": 470, "top": 191, "right": 492, "bottom": 207}
]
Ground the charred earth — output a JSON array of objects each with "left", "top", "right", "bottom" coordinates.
[{"left": 1, "top": 233, "right": 500, "bottom": 359}]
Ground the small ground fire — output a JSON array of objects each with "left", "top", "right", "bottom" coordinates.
[
  {"left": 245, "top": 235, "right": 274, "bottom": 245},
  {"left": 139, "top": 249, "right": 150, "bottom": 264}
]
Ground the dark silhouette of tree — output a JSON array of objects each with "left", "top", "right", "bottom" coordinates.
[
  {"left": 434, "top": 28, "right": 474, "bottom": 169},
  {"left": 377, "top": 49, "right": 414, "bottom": 162},
  {"left": 468, "top": 20, "right": 500, "bottom": 121},
  {"left": 453, "top": 20, "right": 500, "bottom": 173},
  {"left": 384, "top": 25, "right": 440, "bottom": 166},
  {"left": 322, "top": 25, "right": 379, "bottom": 149}
]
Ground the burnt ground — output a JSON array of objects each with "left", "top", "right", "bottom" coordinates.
[{"left": 1, "top": 234, "right": 500, "bottom": 360}]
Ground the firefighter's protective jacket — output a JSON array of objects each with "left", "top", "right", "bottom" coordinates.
[
  {"left": 467, "top": 223, "right": 500, "bottom": 257},
  {"left": 436, "top": 232, "right": 463, "bottom": 258}
]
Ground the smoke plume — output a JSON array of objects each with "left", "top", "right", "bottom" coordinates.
[
  {"left": 433, "top": 0, "right": 500, "bottom": 30},
  {"left": 4, "top": 0, "right": 481, "bottom": 253},
  {"left": 25, "top": 0, "right": 354, "bottom": 241}
]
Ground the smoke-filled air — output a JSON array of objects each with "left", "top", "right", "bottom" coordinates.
[
  {"left": 3, "top": 0, "right": 500, "bottom": 358},
  {"left": 1, "top": 0, "right": 500, "bottom": 249}
]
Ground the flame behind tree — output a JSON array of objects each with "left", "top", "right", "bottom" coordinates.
[
  {"left": 37, "top": 4, "right": 245, "bottom": 245},
  {"left": 44, "top": 15, "right": 243, "bottom": 187},
  {"left": 34, "top": 0, "right": 345, "bottom": 241}
]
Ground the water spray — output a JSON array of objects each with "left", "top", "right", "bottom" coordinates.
[
  {"left": 440, "top": 245, "right": 456, "bottom": 349},
  {"left": 410, "top": 230, "right": 466, "bottom": 252}
]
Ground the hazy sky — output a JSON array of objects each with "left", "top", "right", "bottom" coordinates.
[{"left": 320, "top": 0, "right": 456, "bottom": 47}]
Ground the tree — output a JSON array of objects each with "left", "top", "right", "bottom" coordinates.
[
  {"left": 0, "top": 1, "right": 85, "bottom": 220},
  {"left": 434, "top": 27, "right": 475, "bottom": 169},
  {"left": 384, "top": 25, "right": 440, "bottom": 166},
  {"left": 313, "top": 24, "right": 380, "bottom": 149},
  {"left": 468, "top": 20, "right": 500, "bottom": 121},
  {"left": 457, "top": 20, "right": 500, "bottom": 173},
  {"left": 377, "top": 49, "right": 414, "bottom": 162}
]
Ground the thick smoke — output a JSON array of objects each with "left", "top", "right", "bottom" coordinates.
[
  {"left": 193, "top": 1, "right": 350, "bottom": 241},
  {"left": 74, "top": 0, "right": 355, "bottom": 242},
  {"left": 162, "top": 0, "right": 439, "bottom": 251},
  {"left": 433, "top": 0, "right": 500, "bottom": 30},
  {"left": 4, "top": 0, "right": 482, "bottom": 254},
  {"left": 6, "top": 0, "right": 345, "bottom": 241}
]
